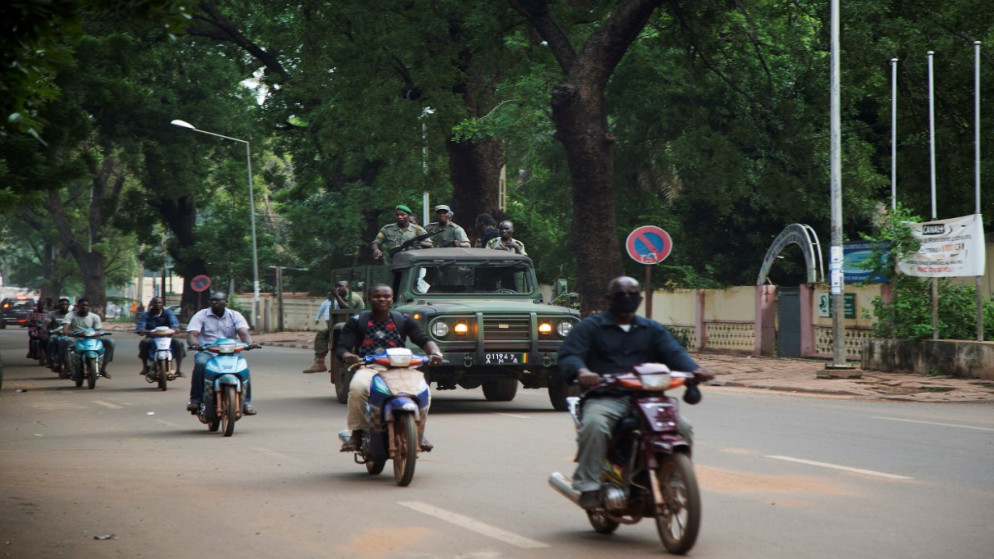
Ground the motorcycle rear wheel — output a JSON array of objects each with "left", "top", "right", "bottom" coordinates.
[
  {"left": 156, "top": 360, "right": 168, "bottom": 391},
  {"left": 654, "top": 453, "right": 701, "bottom": 555},
  {"left": 86, "top": 358, "right": 98, "bottom": 390},
  {"left": 393, "top": 413, "right": 418, "bottom": 486},
  {"left": 220, "top": 385, "right": 237, "bottom": 437}
]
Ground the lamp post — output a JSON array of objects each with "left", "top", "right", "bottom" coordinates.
[{"left": 170, "top": 119, "right": 260, "bottom": 327}]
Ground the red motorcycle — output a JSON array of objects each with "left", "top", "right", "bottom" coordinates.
[{"left": 549, "top": 363, "right": 703, "bottom": 555}]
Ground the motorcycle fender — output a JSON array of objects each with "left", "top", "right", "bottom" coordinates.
[
  {"left": 642, "top": 434, "right": 691, "bottom": 468},
  {"left": 213, "top": 374, "right": 242, "bottom": 392},
  {"left": 382, "top": 397, "right": 420, "bottom": 423},
  {"left": 154, "top": 350, "right": 174, "bottom": 361},
  {"left": 636, "top": 397, "right": 680, "bottom": 433},
  {"left": 83, "top": 350, "right": 101, "bottom": 361}
]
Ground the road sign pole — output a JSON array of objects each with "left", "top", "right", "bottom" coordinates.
[{"left": 645, "top": 264, "right": 652, "bottom": 319}]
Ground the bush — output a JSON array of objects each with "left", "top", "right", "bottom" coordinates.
[{"left": 870, "top": 276, "right": 994, "bottom": 340}]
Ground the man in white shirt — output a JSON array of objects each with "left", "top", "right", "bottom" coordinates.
[{"left": 186, "top": 292, "right": 258, "bottom": 414}]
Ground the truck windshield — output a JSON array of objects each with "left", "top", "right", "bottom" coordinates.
[{"left": 412, "top": 262, "right": 535, "bottom": 295}]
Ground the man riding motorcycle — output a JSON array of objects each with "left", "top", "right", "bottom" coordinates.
[
  {"left": 185, "top": 291, "right": 258, "bottom": 415},
  {"left": 59, "top": 298, "right": 116, "bottom": 378},
  {"left": 136, "top": 296, "right": 185, "bottom": 377},
  {"left": 334, "top": 283, "right": 443, "bottom": 451},
  {"left": 557, "top": 276, "right": 714, "bottom": 510},
  {"left": 44, "top": 299, "right": 71, "bottom": 372}
]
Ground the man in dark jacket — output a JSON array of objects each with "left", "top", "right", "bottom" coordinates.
[
  {"left": 558, "top": 276, "right": 714, "bottom": 510},
  {"left": 135, "top": 296, "right": 185, "bottom": 376}
]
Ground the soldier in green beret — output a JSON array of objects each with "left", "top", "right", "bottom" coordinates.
[{"left": 371, "top": 204, "right": 431, "bottom": 264}]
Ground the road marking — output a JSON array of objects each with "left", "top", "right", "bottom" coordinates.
[
  {"left": 493, "top": 412, "right": 530, "bottom": 419},
  {"left": 92, "top": 400, "right": 124, "bottom": 409},
  {"left": 766, "top": 455, "right": 913, "bottom": 480},
  {"left": 872, "top": 416, "right": 994, "bottom": 432},
  {"left": 399, "top": 501, "right": 547, "bottom": 549}
]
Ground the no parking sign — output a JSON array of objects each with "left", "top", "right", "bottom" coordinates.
[{"left": 625, "top": 226, "right": 672, "bottom": 264}]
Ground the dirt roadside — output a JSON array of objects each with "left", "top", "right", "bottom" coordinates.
[{"left": 238, "top": 329, "right": 994, "bottom": 404}]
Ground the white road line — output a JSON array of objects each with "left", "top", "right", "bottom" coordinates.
[
  {"left": 399, "top": 501, "right": 548, "bottom": 549},
  {"left": 493, "top": 412, "right": 531, "bottom": 419},
  {"left": 766, "top": 455, "right": 913, "bottom": 480},
  {"left": 92, "top": 400, "right": 124, "bottom": 409},
  {"left": 872, "top": 416, "right": 994, "bottom": 432}
]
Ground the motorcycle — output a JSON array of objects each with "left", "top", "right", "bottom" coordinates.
[
  {"left": 48, "top": 327, "right": 68, "bottom": 375},
  {"left": 139, "top": 326, "right": 180, "bottom": 391},
  {"left": 338, "top": 347, "right": 431, "bottom": 487},
  {"left": 27, "top": 320, "right": 47, "bottom": 366},
  {"left": 67, "top": 328, "right": 112, "bottom": 389},
  {"left": 191, "top": 338, "right": 258, "bottom": 437},
  {"left": 548, "top": 363, "right": 703, "bottom": 555}
]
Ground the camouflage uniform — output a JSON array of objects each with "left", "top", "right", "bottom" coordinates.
[
  {"left": 425, "top": 221, "right": 470, "bottom": 248},
  {"left": 486, "top": 236, "right": 527, "bottom": 255},
  {"left": 374, "top": 223, "right": 429, "bottom": 264}
]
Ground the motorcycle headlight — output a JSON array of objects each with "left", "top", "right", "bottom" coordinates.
[
  {"left": 216, "top": 343, "right": 237, "bottom": 354},
  {"left": 640, "top": 373, "right": 673, "bottom": 391},
  {"left": 556, "top": 321, "right": 573, "bottom": 337}
]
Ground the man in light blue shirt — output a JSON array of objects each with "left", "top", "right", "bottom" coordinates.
[
  {"left": 186, "top": 292, "right": 258, "bottom": 414},
  {"left": 303, "top": 280, "right": 364, "bottom": 373}
]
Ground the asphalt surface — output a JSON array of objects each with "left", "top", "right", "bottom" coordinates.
[{"left": 237, "top": 328, "right": 994, "bottom": 404}]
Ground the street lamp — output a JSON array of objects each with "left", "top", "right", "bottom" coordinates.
[{"left": 170, "top": 119, "right": 261, "bottom": 327}]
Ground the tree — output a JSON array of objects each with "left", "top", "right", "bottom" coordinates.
[{"left": 507, "top": 0, "right": 666, "bottom": 311}]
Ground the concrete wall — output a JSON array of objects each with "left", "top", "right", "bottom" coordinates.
[{"left": 862, "top": 339, "right": 994, "bottom": 381}]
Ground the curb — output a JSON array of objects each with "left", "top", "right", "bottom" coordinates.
[{"left": 716, "top": 380, "right": 861, "bottom": 397}]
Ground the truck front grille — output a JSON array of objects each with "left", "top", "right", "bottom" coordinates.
[{"left": 482, "top": 315, "right": 532, "bottom": 342}]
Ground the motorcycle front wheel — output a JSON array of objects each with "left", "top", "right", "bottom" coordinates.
[
  {"left": 586, "top": 509, "right": 620, "bottom": 534},
  {"left": 86, "top": 358, "right": 98, "bottom": 390},
  {"left": 156, "top": 360, "right": 168, "bottom": 391},
  {"left": 654, "top": 453, "right": 701, "bottom": 555},
  {"left": 393, "top": 413, "right": 418, "bottom": 486},
  {"left": 220, "top": 385, "right": 237, "bottom": 437}
]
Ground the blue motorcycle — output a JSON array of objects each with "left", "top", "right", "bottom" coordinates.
[
  {"left": 339, "top": 348, "right": 431, "bottom": 486},
  {"left": 193, "top": 338, "right": 258, "bottom": 437},
  {"left": 68, "top": 328, "right": 111, "bottom": 389}
]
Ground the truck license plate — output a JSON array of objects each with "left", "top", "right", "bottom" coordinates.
[{"left": 485, "top": 353, "right": 523, "bottom": 364}]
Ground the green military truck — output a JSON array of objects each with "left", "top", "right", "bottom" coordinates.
[{"left": 328, "top": 248, "right": 581, "bottom": 410}]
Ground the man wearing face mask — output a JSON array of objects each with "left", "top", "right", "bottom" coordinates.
[{"left": 557, "top": 276, "right": 715, "bottom": 510}]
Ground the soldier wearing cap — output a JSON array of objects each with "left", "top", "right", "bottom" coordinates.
[
  {"left": 371, "top": 204, "right": 432, "bottom": 264},
  {"left": 425, "top": 204, "right": 471, "bottom": 248}
]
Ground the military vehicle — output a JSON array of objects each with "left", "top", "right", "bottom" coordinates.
[{"left": 329, "top": 248, "right": 581, "bottom": 410}]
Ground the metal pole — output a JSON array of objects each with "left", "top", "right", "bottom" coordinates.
[
  {"left": 246, "top": 141, "right": 260, "bottom": 331},
  {"left": 829, "top": 0, "right": 848, "bottom": 367},
  {"left": 891, "top": 58, "right": 898, "bottom": 210},
  {"left": 644, "top": 264, "right": 652, "bottom": 320},
  {"left": 975, "top": 41, "right": 983, "bottom": 341},
  {"left": 169, "top": 121, "right": 260, "bottom": 331},
  {"left": 928, "top": 51, "right": 938, "bottom": 340}
]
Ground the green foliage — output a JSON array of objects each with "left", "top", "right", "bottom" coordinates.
[
  {"left": 857, "top": 204, "right": 921, "bottom": 283},
  {"left": 870, "top": 276, "right": 994, "bottom": 340}
]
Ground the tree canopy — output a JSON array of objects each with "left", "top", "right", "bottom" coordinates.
[{"left": 2, "top": 0, "right": 992, "bottom": 314}]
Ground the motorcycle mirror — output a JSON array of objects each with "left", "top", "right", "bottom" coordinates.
[{"left": 683, "top": 381, "right": 702, "bottom": 405}]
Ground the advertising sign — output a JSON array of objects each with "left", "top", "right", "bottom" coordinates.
[{"left": 896, "top": 214, "right": 985, "bottom": 277}]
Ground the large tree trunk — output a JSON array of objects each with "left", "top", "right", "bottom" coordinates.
[
  {"left": 446, "top": 137, "right": 505, "bottom": 244},
  {"left": 509, "top": 0, "right": 662, "bottom": 313},
  {"left": 155, "top": 195, "right": 209, "bottom": 319},
  {"left": 46, "top": 157, "right": 126, "bottom": 317}
]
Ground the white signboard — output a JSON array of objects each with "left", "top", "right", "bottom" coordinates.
[{"left": 896, "top": 214, "right": 985, "bottom": 277}]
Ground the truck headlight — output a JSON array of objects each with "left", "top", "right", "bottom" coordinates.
[
  {"left": 453, "top": 322, "right": 469, "bottom": 335},
  {"left": 431, "top": 321, "right": 449, "bottom": 337},
  {"left": 538, "top": 322, "right": 553, "bottom": 335},
  {"left": 556, "top": 321, "right": 573, "bottom": 337}
]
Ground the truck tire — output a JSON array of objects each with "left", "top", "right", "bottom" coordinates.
[
  {"left": 547, "top": 371, "right": 580, "bottom": 411},
  {"left": 482, "top": 378, "right": 518, "bottom": 402}
]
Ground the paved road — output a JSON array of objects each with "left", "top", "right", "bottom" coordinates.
[{"left": 2, "top": 329, "right": 993, "bottom": 558}]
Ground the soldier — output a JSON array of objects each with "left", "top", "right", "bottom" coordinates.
[
  {"left": 486, "top": 220, "right": 526, "bottom": 255},
  {"left": 371, "top": 204, "right": 431, "bottom": 264},
  {"left": 425, "top": 205, "right": 471, "bottom": 248}
]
